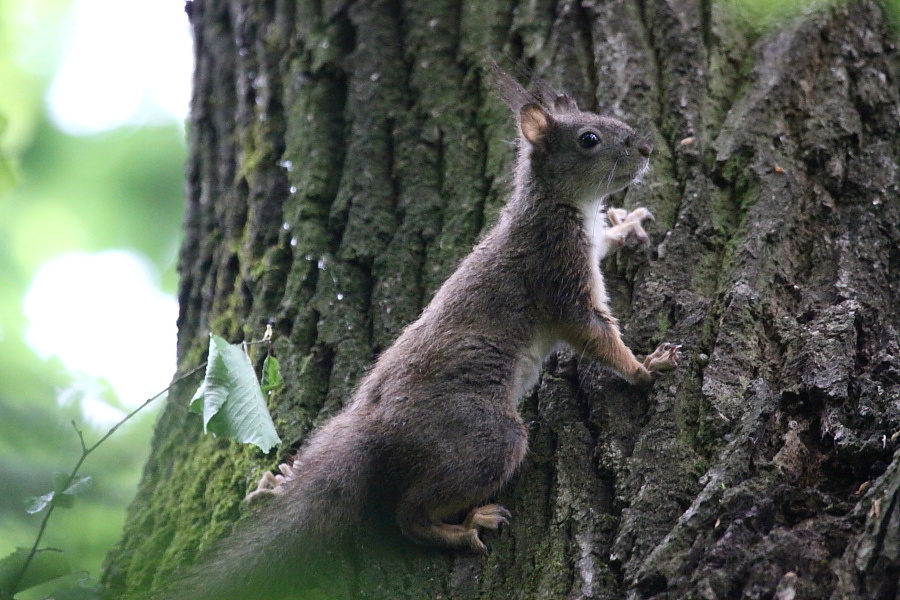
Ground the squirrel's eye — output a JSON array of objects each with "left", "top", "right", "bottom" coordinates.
[{"left": 578, "top": 131, "right": 600, "bottom": 149}]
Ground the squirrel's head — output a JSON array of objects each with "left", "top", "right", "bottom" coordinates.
[
  {"left": 518, "top": 101, "right": 651, "bottom": 202},
  {"left": 489, "top": 61, "right": 650, "bottom": 203}
]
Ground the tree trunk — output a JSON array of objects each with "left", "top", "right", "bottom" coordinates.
[{"left": 102, "top": 0, "right": 900, "bottom": 598}]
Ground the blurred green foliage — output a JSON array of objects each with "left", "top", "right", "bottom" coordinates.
[
  {"left": 881, "top": 0, "right": 900, "bottom": 34},
  {"left": 721, "top": 0, "right": 899, "bottom": 35},
  {"left": 0, "top": 0, "right": 186, "bottom": 596},
  {"left": 720, "top": 0, "right": 835, "bottom": 31}
]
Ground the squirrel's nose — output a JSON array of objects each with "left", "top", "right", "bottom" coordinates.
[{"left": 637, "top": 140, "right": 652, "bottom": 158}]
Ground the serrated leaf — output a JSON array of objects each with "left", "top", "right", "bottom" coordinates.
[
  {"left": 0, "top": 548, "right": 71, "bottom": 595},
  {"left": 191, "top": 334, "right": 281, "bottom": 452},
  {"left": 25, "top": 492, "right": 55, "bottom": 514},
  {"left": 261, "top": 355, "right": 283, "bottom": 394},
  {"left": 189, "top": 380, "right": 207, "bottom": 414},
  {"left": 27, "top": 476, "right": 91, "bottom": 514},
  {"left": 62, "top": 475, "right": 92, "bottom": 498}
]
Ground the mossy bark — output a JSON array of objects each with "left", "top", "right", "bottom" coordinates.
[{"left": 103, "top": 0, "right": 900, "bottom": 598}]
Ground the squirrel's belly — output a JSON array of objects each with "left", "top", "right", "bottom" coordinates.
[
  {"left": 510, "top": 332, "right": 555, "bottom": 402},
  {"left": 582, "top": 198, "right": 612, "bottom": 309}
]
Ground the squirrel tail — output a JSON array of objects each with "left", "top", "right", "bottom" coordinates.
[{"left": 163, "top": 416, "right": 373, "bottom": 600}]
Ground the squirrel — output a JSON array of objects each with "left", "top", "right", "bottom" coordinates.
[{"left": 166, "top": 65, "right": 678, "bottom": 600}]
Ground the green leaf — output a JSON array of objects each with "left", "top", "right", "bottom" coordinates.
[
  {"left": 190, "top": 334, "right": 281, "bottom": 453},
  {"left": 189, "top": 380, "right": 206, "bottom": 414},
  {"left": 26, "top": 475, "right": 92, "bottom": 514},
  {"left": 61, "top": 475, "right": 92, "bottom": 498},
  {"left": 261, "top": 355, "right": 283, "bottom": 394},
  {"left": 0, "top": 548, "right": 71, "bottom": 595},
  {"left": 25, "top": 492, "right": 55, "bottom": 514}
]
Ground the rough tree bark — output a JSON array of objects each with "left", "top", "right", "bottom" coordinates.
[{"left": 102, "top": 0, "right": 899, "bottom": 598}]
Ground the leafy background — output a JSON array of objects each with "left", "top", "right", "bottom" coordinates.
[{"left": 0, "top": 0, "right": 189, "bottom": 596}]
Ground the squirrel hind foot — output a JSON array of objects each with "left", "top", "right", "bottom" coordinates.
[
  {"left": 245, "top": 472, "right": 281, "bottom": 506},
  {"left": 245, "top": 458, "right": 302, "bottom": 506},
  {"left": 463, "top": 504, "right": 511, "bottom": 554},
  {"left": 463, "top": 504, "right": 511, "bottom": 531},
  {"left": 397, "top": 503, "right": 512, "bottom": 555}
]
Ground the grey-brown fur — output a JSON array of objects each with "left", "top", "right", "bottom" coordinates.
[{"left": 168, "top": 66, "right": 677, "bottom": 600}]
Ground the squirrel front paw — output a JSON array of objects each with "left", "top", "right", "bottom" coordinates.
[
  {"left": 606, "top": 207, "right": 654, "bottom": 248},
  {"left": 630, "top": 343, "right": 680, "bottom": 387},
  {"left": 643, "top": 342, "right": 680, "bottom": 373}
]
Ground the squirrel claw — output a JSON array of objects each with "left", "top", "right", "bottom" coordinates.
[
  {"left": 465, "top": 503, "right": 512, "bottom": 531},
  {"left": 460, "top": 504, "right": 510, "bottom": 554},
  {"left": 607, "top": 207, "right": 628, "bottom": 225},
  {"left": 245, "top": 471, "right": 281, "bottom": 506},
  {"left": 246, "top": 459, "right": 302, "bottom": 506},
  {"left": 605, "top": 206, "right": 654, "bottom": 249},
  {"left": 468, "top": 532, "right": 489, "bottom": 555},
  {"left": 644, "top": 342, "right": 680, "bottom": 373}
]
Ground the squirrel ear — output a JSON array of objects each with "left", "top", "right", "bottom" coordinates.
[{"left": 520, "top": 103, "right": 550, "bottom": 144}]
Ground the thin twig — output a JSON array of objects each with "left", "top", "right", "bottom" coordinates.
[{"left": 9, "top": 362, "right": 207, "bottom": 596}]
